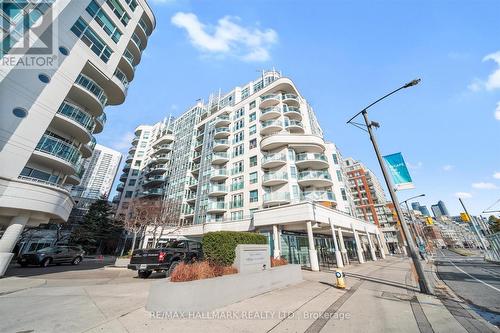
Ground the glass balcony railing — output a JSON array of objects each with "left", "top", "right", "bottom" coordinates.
[
  {"left": 261, "top": 94, "right": 281, "bottom": 102},
  {"left": 114, "top": 68, "right": 130, "bottom": 90},
  {"left": 263, "top": 192, "right": 291, "bottom": 203},
  {"left": 212, "top": 152, "right": 229, "bottom": 160},
  {"left": 214, "top": 139, "right": 229, "bottom": 147},
  {"left": 207, "top": 201, "right": 227, "bottom": 210},
  {"left": 123, "top": 163, "right": 131, "bottom": 170},
  {"left": 261, "top": 107, "right": 281, "bottom": 116},
  {"left": 75, "top": 74, "right": 108, "bottom": 107},
  {"left": 131, "top": 32, "right": 142, "bottom": 50},
  {"left": 283, "top": 93, "right": 299, "bottom": 101},
  {"left": 209, "top": 184, "right": 227, "bottom": 193},
  {"left": 211, "top": 169, "right": 228, "bottom": 177},
  {"left": 143, "top": 188, "right": 163, "bottom": 196},
  {"left": 214, "top": 127, "right": 230, "bottom": 134},
  {"left": 156, "top": 143, "right": 173, "bottom": 151},
  {"left": 261, "top": 120, "right": 283, "bottom": 129},
  {"left": 144, "top": 175, "right": 166, "bottom": 183},
  {"left": 296, "top": 153, "right": 328, "bottom": 162},
  {"left": 57, "top": 101, "right": 94, "bottom": 132},
  {"left": 263, "top": 171, "right": 288, "bottom": 182},
  {"left": 298, "top": 171, "right": 332, "bottom": 181},
  {"left": 139, "top": 18, "right": 151, "bottom": 35},
  {"left": 301, "top": 191, "right": 336, "bottom": 202},
  {"left": 35, "top": 134, "right": 81, "bottom": 167},
  {"left": 96, "top": 112, "right": 107, "bottom": 126},
  {"left": 86, "top": 136, "right": 97, "bottom": 151},
  {"left": 262, "top": 153, "right": 286, "bottom": 165},
  {"left": 283, "top": 105, "right": 301, "bottom": 115},
  {"left": 123, "top": 49, "right": 135, "bottom": 66},
  {"left": 191, "top": 163, "right": 200, "bottom": 171},
  {"left": 231, "top": 182, "right": 244, "bottom": 191},
  {"left": 285, "top": 119, "right": 303, "bottom": 128}
]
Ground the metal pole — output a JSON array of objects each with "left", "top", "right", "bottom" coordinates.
[
  {"left": 404, "top": 201, "right": 420, "bottom": 245},
  {"left": 361, "top": 110, "right": 432, "bottom": 294},
  {"left": 458, "top": 198, "right": 488, "bottom": 253}
]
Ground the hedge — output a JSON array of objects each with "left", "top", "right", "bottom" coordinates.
[{"left": 202, "top": 231, "right": 268, "bottom": 266}]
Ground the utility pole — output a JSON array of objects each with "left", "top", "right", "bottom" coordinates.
[{"left": 459, "top": 198, "right": 488, "bottom": 253}]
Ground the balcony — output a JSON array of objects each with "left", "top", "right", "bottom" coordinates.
[
  {"left": 214, "top": 127, "right": 230, "bottom": 139},
  {"left": 125, "top": 154, "right": 133, "bottom": 163},
  {"left": 261, "top": 153, "right": 287, "bottom": 169},
  {"left": 283, "top": 105, "right": 302, "bottom": 120},
  {"left": 143, "top": 175, "right": 166, "bottom": 187},
  {"left": 195, "top": 139, "right": 203, "bottom": 151},
  {"left": 146, "top": 164, "right": 168, "bottom": 175},
  {"left": 71, "top": 74, "right": 107, "bottom": 115},
  {"left": 142, "top": 188, "right": 164, "bottom": 197},
  {"left": 285, "top": 119, "right": 304, "bottom": 134},
  {"left": 208, "top": 184, "right": 228, "bottom": 197},
  {"left": 79, "top": 136, "right": 96, "bottom": 158},
  {"left": 298, "top": 171, "right": 333, "bottom": 187},
  {"left": 128, "top": 146, "right": 136, "bottom": 154},
  {"left": 119, "top": 172, "right": 128, "bottom": 181},
  {"left": 282, "top": 93, "right": 299, "bottom": 106},
  {"left": 295, "top": 153, "right": 329, "bottom": 169},
  {"left": 211, "top": 152, "right": 229, "bottom": 165},
  {"left": 128, "top": 33, "right": 143, "bottom": 63},
  {"left": 262, "top": 171, "right": 288, "bottom": 186},
  {"left": 260, "top": 133, "right": 325, "bottom": 153},
  {"left": 210, "top": 168, "right": 228, "bottom": 181},
  {"left": 260, "top": 120, "right": 283, "bottom": 136},
  {"left": 193, "top": 151, "right": 202, "bottom": 162},
  {"left": 214, "top": 115, "right": 231, "bottom": 127},
  {"left": 301, "top": 191, "right": 336, "bottom": 202},
  {"left": 53, "top": 101, "right": 94, "bottom": 143},
  {"left": 263, "top": 192, "right": 291, "bottom": 207},
  {"left": 260, "top": 94, "right": 281, "bottom": 108},
  {"left": 152, "top": 134, "right": 174, "bottom": 147},
  {"left": 191, "top": 163, "right": 201, "bottom": 174},
  {"left": 260, "top": 106, "right": 281, "bottom": 121},
  {"left": 230, "top": 182, "right": 244, "bottom": 191},
  {"left": 207, "top": 201, "right": 227, "bottom": 213},
  {"left": 120, "top": 49, "right": 136, "bottom": 80},
  {"left": 188, "top": 179, "right": 198, "bottom": 189},
  {"left": 123, "top": 163, "right": 131, "bottom": 172},
  {"left": 155, "top": 143, "right": 173, "bottom": 153},
  {"left": 94, "top": 112, "right": 107, "bottom": 134},
  {"left": 131, "top": 135, "right": 140, "bottom": 145},
  {"left": 66, "top": 162, "right": 85, "bottom": 185},
  {"left": 33, "top": 134, "right": 81, "bottom": 174},
  {"left": 213, "top": 139, "right": 229, "bottom": 152},
  {"left": 116, "top": 183, "right": 125, "bottom": 192},
  {"left": 155, "top": 154, "right": 170, "bottom": 163},
  {"left": 183, "top": 208, "right": 195, "bottom": 218},
  {"left": 186, "top": 193, "right": 197, "bottom": 203}
]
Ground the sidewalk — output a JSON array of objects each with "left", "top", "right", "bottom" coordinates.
[{"left": 85, "top": 256, "right": 499, "bottom": 333}]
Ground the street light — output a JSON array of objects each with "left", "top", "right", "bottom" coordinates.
[
  {"left": 401, "top": 194, "right": 427, "bottom": 247},
  {"left": 347, "top": 79, "right": 432, "bottom": 295}
]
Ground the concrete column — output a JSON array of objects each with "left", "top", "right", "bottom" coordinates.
[
  {"left": 376, "top": 230, "right": 386, "bottom": 259},
  {"left": 365, "top": 227, "right": 377, "bottom": 261},
  {"left": 272, "top": 225, "right": 281, "bottom": 258},
  {"left": 0, "top": 214, "right": 30, "bottom": 277},
  {"left": 337, "top": 228, "right": 349, "bottom": 265},
  {"left": 306, "top": 221, "right": 319, "bottom": 271},
  {"left": 351, "top": 223, "right": 365, "bottom": 263},
  {"left": 329, "top": 220, "right": 343, "bottom": 268}
]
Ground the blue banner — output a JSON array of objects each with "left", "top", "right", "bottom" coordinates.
[{"left": 382, "top": 152, "right": 415, "bottom": 190}]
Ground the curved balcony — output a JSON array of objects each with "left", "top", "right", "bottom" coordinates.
[
  {"left": 282, "top": 93, "right": 300, "bottom": 106},
  {"left": 116, "top": 183, "right": 125, "bottom": 192},
  {"left": 53, "top": 101, "right": 94, "bottom": 143},
  {"left": 122, "top": 162, "right": 131, "bottom": 172},
  {"left": 135, "top": 18, "right": 149, "bottom": 47},
  {"left": 128, "top": 145, "right": 136, "bottom": 154},
  {"left": 301, "top": 191, "right": 336, "bottom": 203},
  {"left": 70, "top": 74, "right": 107, "bottom": 116},
  {"left": 260, "top": 107, "right": 281, "bottom": 121},
  {"left": 119, "top": 172, "right": 128, "bottom": 181},
  {"left": 143, "top": 175, "right": 166, "bottom": 187},
  {"left": 260, "top": 120, "right": 283, "bottom": 136},
  {"left": 213, "top": 139, "right": 229, "bottom": 152},
  {"left": 125, "top": 154, "right": 133, "bottom": 163},
  {"left": 298, "top": 171, "right": 333, "bottom": 187},
  {"left": 214, "top": 127, "right": 230, "bottom": 139},
  {"left": 214, "top": 115, "right": 231, "bottom": 127},
  {"left": 108, "top": 69, "right": 128, "bottom": 105},
  {"left": 154, "top": 154, "right": 170, "bottom": 163},
  {"left": 283, "top": 105, "right": 302, "bottom": 120},
  {"left": 152, "top": 134, "right": 174, "bottom": 147},
  {"left": 211, "top": 152, "right": 229, "bottom": 165},
  {"left": 207, "top": 201, "right": 227, "bottom": 213},
  {"left": 65, "top": 162, "right": 85, "bottom": 185},
  {"left": 146, "top": 164, "right": 168, "bottom": 175},
  {"left": 119, "top": 50, "right": 135, "bottom": 82},
  {"left": 155, "top": 143, "right": 173, "bottom": 153},
  {"left": 263, "top": 192, "right": 291, "bottom": 208},
  {"left": 295, "top": 153, "right": 329, "bottom": 169},
  {"left": 260, "top": 94, "right": 281, "bottom": 109},
  {"left": 33, "top": 134, "right": 81, "bottom": 174},
  {"left": 285, "top": 119, "right": 304, "bottom": 134},
  {"left": 260, "top": 133, "right": 325, "bottom": 153},
  {"left": 262, "top": 171, "right": 288, "bottom": 186},
  {"left": 128, "top": 33, "right": 143, "bottom": 63},
  {"left": 210, "top": 169, "right": 228, "bottom": 181},
  {"left": 186, "top": 193, "right": 197, "bottom": 204},
  {"left": 142, "top": 188, "right": 164, "bottom": 197},
  {"left": 80, "top": 136, "right": 96, "bottom": 158},
  {"left": 94, "top": 112, "right": 107, "bottom": 134},
  {"left": 208, "top": 184, "right": 228, "bottom": 197},
  {"left": 261, "top": 153, "right": 287, "bottom": 169}
]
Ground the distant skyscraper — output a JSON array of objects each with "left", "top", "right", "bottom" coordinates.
[
  {"left": 437, "top": 200, "right": 449, "bottom": 216},
  {"left": 431, "top": 204, "right": 443, "bottom": 219},
  {"left": 71, "top": 144, "right": 122, "bottom": 200},
  {"left": 419, "top": 205, "right": 430, "bottom": 217},
  {"left": 411, "top": 202, "right": 421, "bottom": 211}
]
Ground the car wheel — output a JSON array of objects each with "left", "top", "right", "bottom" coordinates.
[
  {"left": 71, "top": 256, "right": 82, "bottom": 265},
  {"left": 40, "top": 258, "right": 52, "bottom": 267},
  {"left": 138, "top": 270, "right": 152, "bottom": 279},
  {"left": 167, "top": 261, "right": 179, "bottom": 277}
]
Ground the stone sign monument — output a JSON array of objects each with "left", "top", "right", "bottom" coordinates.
[{"left": 233, "top": 244, "right": 271, "bottom": 274}]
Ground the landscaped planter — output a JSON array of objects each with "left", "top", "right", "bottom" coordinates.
[
  {"left": 113, "top": 258, "right": 130, "bottom": 267},
  {"left": 146, "top": 264, "right": 302, "bottom": 312}
]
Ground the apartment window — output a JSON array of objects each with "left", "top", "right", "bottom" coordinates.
[
  {"left": 71, "top": 18, "right": 113, "bottom": 62},
  {"left": 231, "top": 210, "right": 244, "bottom": 221},
  {"left": 249, "top": 112, "right": 256, "bottom": 122},
  {"left": 128, "top": 179, "right": 136, "bottom": 186},
  {"left": 293, "top": 185, "right": 300, "bottom": 199},
  {"left": 106, "top": 0, "right": 130, "bottom": 26},
  {"left": 235, "top": 107, "right": 245, "bottom": 119},
  {"left": 231, "top": 176, "right": 244, "bottom": 191},
  {"left": 140, "top": 142, "right": 147, "bottom": 148},
  {"left": 249, "top": 156, "right": 257, "bottom": 167},
  {"left": 332, "top": 153, "right": 339, "bottom": 165},
  {"left": 233, "top": 144, "right": 244, "bottom": 157},
  {"left": 341, "top": 188, "right": 347, "bottom": 201},
  {"left": 86, "top": 0, "right": 122, "bottom": 43},
  {"left": 249, "top": 172, "right": 258, "bottom": 184},
  {"left": 231, "top": 194, "right": 244, "bottom": 208},
  {"left": 249, "top": 190, "right": 258, "bottom": 203},
  {"left": 125, "top": 191, "right": 133, "bottom": 198},
  {"left": 20, "top": 167, "right": 59, "bottom": 184},
  {"left": 233, "top": 131, "right": 244, "bottom": 144},
  {"left": 249, "top": 138, "right": 257, "bottom": 150},
  {"left": 234, "top": 119, "right": 244, "bottom": 131},
  {"left": 232, "top": 161, "right": 244, "bottom": 175},
  {"left": 134, "top": 161, "right": 141, "bottom": 167},
  {"left": 336, "top": 170, "right": 343, "bottom": 181},
  {"left": 290, "top": 166, "right": 297, "bottom": 179},
  {"left": 241, "top": 87, "right": 250, "bottom": 99},
  {"left": 249, "top": 124, "right": 256, "bottom": 135},
  {"left": 132, "top": 169, "right": 139, "bottom": 176},
  {"left": 126, "top": 0, "right": 138, "bottom": 11},
  {"left": 137, "top": 152, "right": 144, "bottom": 157},
  {"left": 249, "top": 101, "right": 256, "bottom": 109}
]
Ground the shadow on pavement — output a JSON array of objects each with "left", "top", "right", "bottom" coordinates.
[
  {"left": 345, "top": 272, "right": 420, "bottom": 293},
  {"left": 4, "top": 258, "right": 115, "bottom": 278}
]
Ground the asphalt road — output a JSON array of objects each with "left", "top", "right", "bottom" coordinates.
[{"left": 435, "top": 248, "right": 500, "bottom": 327}]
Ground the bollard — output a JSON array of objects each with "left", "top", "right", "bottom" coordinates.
[{"left": 335, "top": 270, "right": 346, "bottom": 289}]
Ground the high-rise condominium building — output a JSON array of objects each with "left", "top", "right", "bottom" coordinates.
[
  {"left": 71, "top": 144, "right": 122, "bottom": 200},
  {"left": 0, "top": 0, "right": 155, "bottom": 276},
  {"left": 437, "top": 200, "right": 450, "bottom": 217},
  {"left": 431, "top": 204, "right": 443, "bottom": 219},
  {"left": 412, "top": 202, "right": 431, "bottom": 217},
  {"left": 343, "top": 158, "right": 401, "bottom": 253},
  {"left": 116, "top": 71, "right": 387, "bottom": 271}
]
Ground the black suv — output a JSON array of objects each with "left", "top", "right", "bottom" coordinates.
[{"left": 17, "top": 246, "right": 85, "bottom": 267}]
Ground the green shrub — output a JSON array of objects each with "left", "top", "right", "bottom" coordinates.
[{"left": 202, "top": 231, "right": 267, "bottom": 266}]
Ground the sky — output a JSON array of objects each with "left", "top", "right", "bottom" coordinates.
[{"left": 99, "top": 0, "right": 500, "bottom": 217}]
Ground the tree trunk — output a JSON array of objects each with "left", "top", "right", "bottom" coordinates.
[
  {"left": 155, "top": 226, "right": 165, "bottom": 248},
  {"left": 120, "top": 231, "right": 128, "bottom": 256},
  {"left": 130, "top": 231, "right": 137, "bottom": 253}
]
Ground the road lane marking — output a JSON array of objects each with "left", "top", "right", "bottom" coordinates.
[{"left": 447, "top": 259, "right": 500, "bottom": 293}]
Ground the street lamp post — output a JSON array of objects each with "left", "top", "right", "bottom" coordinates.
[
  {"left": 401, "top": 194, "right": 426, "bottom": 246},
  {"left": 347, "top": 79, "right": 432, "bottom": 295}
]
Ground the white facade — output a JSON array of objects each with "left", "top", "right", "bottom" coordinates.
[
  {"left": 0, "top": 0, "right": 155, "bottom": 276},
  {"left": 71, "top": 144, "right": 122, "bottom": 200}
]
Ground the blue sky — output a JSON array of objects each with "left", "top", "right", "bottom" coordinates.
[{"left": 100, "top": 0, "right": 500, "bottom": 217}]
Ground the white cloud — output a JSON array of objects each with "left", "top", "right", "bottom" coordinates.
[
  {"left": 171, "top": 12, "right": 278, "bottom": 62},
  {"left": 467, "top": 79, "right": 482, "bottom": 92},
  {"left": 455, "top": 192, "right": 472, "bottom": 199},
  {"left": 483, "top": 51, "right": 500, "bottom": 91},
  {"left": 495, "top": 102, "right": 500, "bottom": 121},
  {"left": 407, "top": 161, "right": 423, "bottom": 170},
  {"left": 112, "top": 132, "right": 134, "bottom": 151},
  {"left": 442, "top": 164, "right": 454, "bottom": 171},
  {"left": 472, "top": 182, "right": 498, "bottom": 190},
  {"left": 494, "top": 172, "right": 500, "bottom": 180}
]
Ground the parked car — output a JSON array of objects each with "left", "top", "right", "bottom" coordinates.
[
  {"left": 17, "top": 246, "right": 85, "bottom": 267},
  {"left": 128, "top": 240, "right": 202, "bottom": 278}
]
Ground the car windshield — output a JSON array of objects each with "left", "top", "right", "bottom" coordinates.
[
  {"left": 36, "top": 247, "right": 57, "bottom": 253},
  {"left": 163, "top": 240, "right": 186, "bottom": 249}
]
